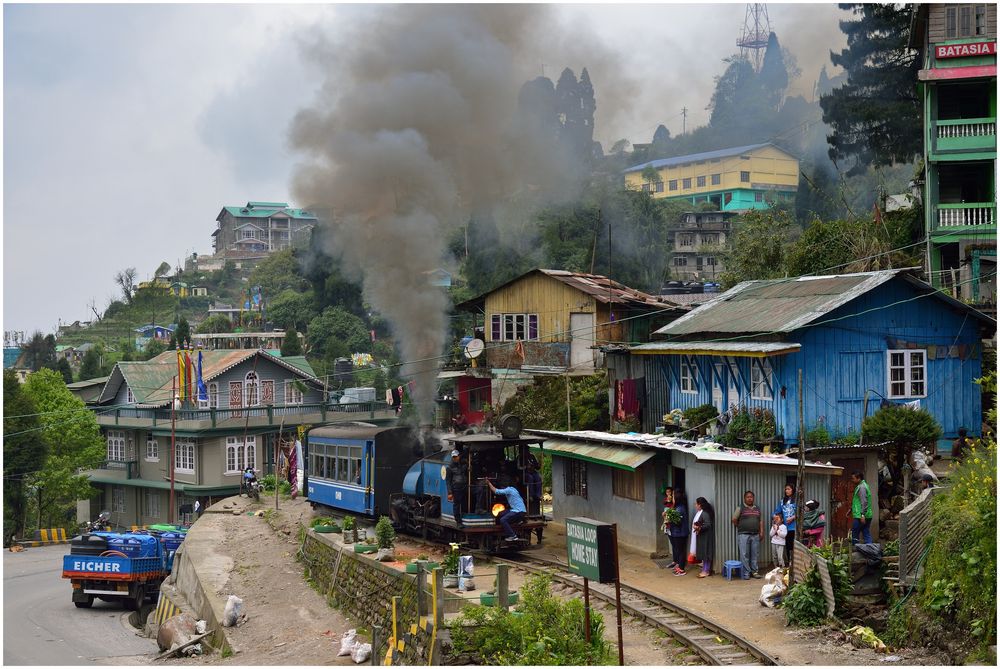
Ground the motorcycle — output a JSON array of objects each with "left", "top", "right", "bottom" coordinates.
[
  {"left": 81, "top": 510, "right": 111, "bottom": 534},
  {"left": 242, "top": 469, "right": 261, "bottom": 501}
]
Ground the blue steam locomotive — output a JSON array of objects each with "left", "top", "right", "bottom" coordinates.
[{"left": 304, "top": 421, "right": 545, "bottom": 551}]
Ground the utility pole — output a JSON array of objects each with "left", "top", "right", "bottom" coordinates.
[
  {"left": 170, "top": 377, "right": 177, "bottom": 525},
  {"left": 681, "top": 107, "right": 688, "bottom": 135}
]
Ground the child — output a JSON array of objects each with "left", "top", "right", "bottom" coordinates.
[
  {"left": 769, "top": 513, "right": 787, "bottom": 568},
  {"left": 802, "top": 499, "right": 827, "bottom": 548}
]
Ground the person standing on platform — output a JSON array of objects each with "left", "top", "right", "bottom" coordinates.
[
  {"left": 850, "top": 470, "right": 874, "bottom": 544},
  {"left": 732, "top": 490, "right": 763, "bottom": 579},
  {"left": 694, "top": 497, "right": 716, "bottom": 578},
  {"left": 774, "top": 484, "right": 797, "bottom": 567}
]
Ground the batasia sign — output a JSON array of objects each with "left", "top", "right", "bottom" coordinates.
[
  {"left": 935, "top": 41, "right": 996, "bottom": 59},
  {"left": 565, "top": 517, "right": 617, "bottom": 583}
]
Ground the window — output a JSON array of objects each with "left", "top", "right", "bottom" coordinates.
[
  {"left": 208, "top": 382, "right": 218, "bottom": 409},
  {"left": 679, "top": 233, "right": 695, "bottom": 246},
  {"left": 655, "top": 181, "right": 664, "bottom": 193},
  {"left": 702, "top": 233, "right": 719, "bottom": 245},
  {"left": 112, "top": 486, "right": 126, "bottom": 514},
  {"left": 309, "top": 442, "right": 363, "bottom": 484},
  {"left": 751, "top": 360, "right": 773, "bottom": 400},
  {"left": 642, "top": 183, "right": 651, "bottom": 192},
  {"left": 468, "top": 385, "right": 489, "bottom": 412},
  {"left": 887, "top": 350, "right": 927, "bottom": 398},
  {"left": 947, "top": 5, "right": 985, "bottom": 37},
  {"left": 284, "top": 379, "right": 304, "bottom": 405},
  {"left": 680, "top": 358, "right": 698, "bottom": 393},
  {"left": 244, "top": 371, "right": 259, "bottom": 407},
  {"left": 706, "top": 257, "right": 717, "bottom": 266},
  {"left": 261, "top": 379, "right": 274, "bottom": 405},
  {"left": 225, "top": 436, "right": 256, "bottom": 473},
  {"left": 976, "top": 4, "right": 987, "bottom": 34},
  {"left": 146, "top": 435, "right": 159, "bottom": 461},
  {"left": 144, "top": 491, "right": 161, "bottom": 519},
  {"left": 740, "top": 171, "right": 750, "bottom": 183},
  {"left": 126, "top": 386, "right": 135, "bottom": 405},
  {"left": 711, "top": 173, "right": 721, "bottom": 185},
  {"left": 961, "top": 5, "right": 972, "bottom": 36},
  {"left": 946, "top": 7, "right": 957, "bottom": 36},
  {"left": 564, "top": 459, "right": 588, "bottom": 498},
  {"left": 696, "top": 176, "right": 706, "bottom": 187},
  {"left": 673, "top": 256, "right": 688, "bottom": 267},
  {"left": 490, "top": 313, "right": 539, "bottom": 341},
  {"left": 755, "top": 192, "right": 764, "bottom": 203},
  {"left": 724, "top": 192, "right": 733, "bottom": 205},
  {"left": 612, "top": 467, "right": 645, "bottom": 501},
  {"left": 175, "top": 439, "right": 195, "bottom": 474},
  {"left": 242, "top": 228, "right": 256, "bottom": 239},
  {"left": 669, "top": 180, "right": 678, "bottom": 191},
  {"left": 107, "top": 431, "right": 126, "bottom": 462},
  {"left": 682, "top": 178, "right": 692, "bottom": 189}
]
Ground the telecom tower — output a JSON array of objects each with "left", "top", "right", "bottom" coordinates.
[{"left": 737, "top": 3, "right": 772, "bottom": 72}]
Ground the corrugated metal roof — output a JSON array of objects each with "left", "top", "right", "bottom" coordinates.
[
  {"left": 527, "top": 429, "right": 841, "bottom": 473},
  {"left": 221, "top": 203, "right": 317, "bottom": 220},
  {"left": 624, "top": 143, "right": 778, "bottom": 174},
  {"left": 654, "top": 270, "right": 908, "bottom": 336},
  {"left": 629, "top": 341, "right": 801, "bottom": 357},
  {"left": 536, "top": 439, "right": 658, "bottom": 471}
]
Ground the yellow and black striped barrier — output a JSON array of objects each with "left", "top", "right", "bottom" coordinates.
[
  {"left": 152, "top": 591, "right": 182, "bottom": 625},
  {"left": 18, "top": 528, "right": 70, "bottom": 547}
]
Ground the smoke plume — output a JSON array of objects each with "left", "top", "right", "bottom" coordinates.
[{"left": 290, "top": 5, "right": 592, "bottom": 423}]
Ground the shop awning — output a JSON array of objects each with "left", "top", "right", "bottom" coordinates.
[
  {"left": 534, "top": 439, "right": 657, "bottom": 471},
  {"left": 629, "top": 341, "right": 801, "bottom": 357}
]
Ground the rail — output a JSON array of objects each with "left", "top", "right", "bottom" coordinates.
[
  {"left": 496, "top": 553, "right": 778, "bottom": 666},
  {"left": 93, "top": 400, "right": 393, "bottom": 427}
]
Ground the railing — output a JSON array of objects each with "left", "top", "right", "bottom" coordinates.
[
  {"left": 93, "top": 401, "right": 391, "bottom": 428},
  {"left": 936, "top": 117, "right": 996, "bottom": 139},
  {"left": 95, "top": 460, "right": 139, "bottom": 479},
  {"left": 936, "top": 203, "right": 996, "bottom": 228}
]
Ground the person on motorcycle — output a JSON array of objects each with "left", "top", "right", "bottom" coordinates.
[{"left": 243, "top": 467, "right": 258, "bottom": 494}]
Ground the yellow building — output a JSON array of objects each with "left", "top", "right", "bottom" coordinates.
[{"left": 624, "top": 142, "right": 799, "bottom": 211}]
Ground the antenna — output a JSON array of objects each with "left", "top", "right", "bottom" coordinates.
[{"left": 737, "top": 3, "right": 772, "bottom": 72}]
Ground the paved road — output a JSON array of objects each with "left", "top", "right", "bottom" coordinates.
[{"left": 3, "top": 544, "right": 158, "bottom": 665}]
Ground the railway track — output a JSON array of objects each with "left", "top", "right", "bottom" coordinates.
[{"left": 495, "top": 553, "right": 779, "bottom": 666}]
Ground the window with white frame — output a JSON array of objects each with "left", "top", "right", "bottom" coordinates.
[
  {"left": 112, "top": 486, "right": 126, "bottom": 514},
  {"left": 107, "top": 431, "right": 126, "bottom": 462},
  {"left": 490, "top": 313, "right": 539, "bottom": 341},
  {"left": 680, "top": 359, "right": 698, "bottom": 394},
  {"left": 751, "top": 360, "right": 773, "bottom": 400},
  {"left": 175, "top": 439, "right": 196, "bottom": 474},
  {"left": 887, "top": 349, "right": 927, "bottom": 398},
  {"left": 244, "top": 371, "right": 259, "bottom": 407},
  {"left": 209, "top": 382, "right": 219, "bottom": 409},
  {"left": 144, "top": 491, "right": 161, "bottom": 518},
  {"left": 284, "top": 379, "right": 304, "bottom": 405},
  {"left": 146, "top": 435, "right": 159, "bottom": 461},
  {"left": 225, "top": 436, "right": 256, "bottom": 474},
  {"left": 126, "top": 386, "right": 135, "bottom": 405}
]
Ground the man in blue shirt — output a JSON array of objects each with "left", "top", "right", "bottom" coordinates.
[{"left": 487, "top": 478, "right": 526, "bottom": 541}]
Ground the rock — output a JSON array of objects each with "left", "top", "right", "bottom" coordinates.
[
  {"left": 881, "top": 655, "right": 901, "bottom": 663},
  {"left": 157, "top": 612, "right": 197, "bottom": 652}
]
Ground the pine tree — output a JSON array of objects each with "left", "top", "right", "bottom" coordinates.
[
  {"left": 758, "top": 32, "right": 789, "bottom": 110},
  {"left": 819, "top": 4, "right": 921, "bottom": 175},
  {"left": 175, "top": 317, "right": 191, "bottom": 349},
  {"left": 55, "top": 358, "right": 74, "bottom": 384},
  {"left": 578, "top": 67, "right": 597, "bottom": 157},
  {"left": 281, "top": 324, "right": 302, "bottom": 356},
  {"left": 78, "top": 348, "right": 102, "bottom": 381}
]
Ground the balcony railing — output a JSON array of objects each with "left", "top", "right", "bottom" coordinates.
[
  {"left": 93, "top": 401, "right": 394, "bottom": 428},
  {"left": 937, "top": 118, "right": 996, "bottom": 139},
  {"left": 936, "top": 203, "right": 997, "bottom": 228},
  {"left": 95, "top": 460, "right": 139, "bottom": 479}
]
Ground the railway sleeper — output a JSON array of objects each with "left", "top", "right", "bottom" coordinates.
[{"left": 672, "top": 624, "right": 704, "bottom": 632}]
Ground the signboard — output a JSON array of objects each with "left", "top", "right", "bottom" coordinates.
[
  {"left": 935, "top": 41, "right": 996, "bottom": 59},
  {"left": 565, "top": 517, "right": 617, "bottom": 583}
]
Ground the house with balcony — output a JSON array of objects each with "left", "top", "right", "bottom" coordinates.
[
  {"left": 629, "top": 269, "right": 994, "bottom": 454},
  {"left": 623, "top": 143, "right": 799, "bottom": 211},
  {"left": 81, "top": 349, "right": 371, "bottom": 527},
  {"left": 910, "top": 4, "right": 997, "bottom": 308},
  {"left": 667, "top": 211, "right": 738, "bottom": 281},
  {"left": 212, "top": 201, "right": 319, "bottom": 260},
  {"left": 134, "top": 324, "right": 175, "bottom": 353},
  {"left": 454, "top": 269, "right": 688, "bottom": 406}
]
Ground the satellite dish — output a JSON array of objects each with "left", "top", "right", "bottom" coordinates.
[{"left": 463, "top": 338, "right": 484, "bottom": 359}]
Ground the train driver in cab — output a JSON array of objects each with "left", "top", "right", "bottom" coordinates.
[
  {"left": 486, "top": 477, "right": 526, "bottom": 542},
  {"left": 445, "top": 449, "right": 469, "bottom": 529}
]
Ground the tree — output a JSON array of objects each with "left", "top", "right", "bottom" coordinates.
[
  {"left": 195, "top": 314, "right": 233, "bottom": 334},
  {"left": 175, "top": 317, "right": 191, "bottom": 349},
  {"left": 268, "top": 290, "right": 317, "bottom": 330},
  {"left": 55, "top": 358, "right": 74, "bottom": 384},
  {"left": 819, "top": 4, "right": 921, "bottom": 175},
  {"left": 758, "top": 32, "right": 790, "bottom": 110},
  {"left": 114, "top": 267, "right": 138, "bottom": 305},
  {"left": 249, "top": 249, "right": 307, "bottom": 296},
  {"left": 21, "top": 332, "right": 56, "bottom": 372},
  {"left": 3, "top": 371, "right": 45, "bottom": 544},
  {"left": 306, "top": 307, "right": 371, "bottom": 364},
  {"left": 142, "top": 339, "right": 168, "bottom": 361},
  {"left": 709, "top": 56, "right": 763, "bottom": 128},
  {"left": 78, "top": 347, "right": 103, "bottom": 380},
  {"left": 281, "top": 323, "right": 303, "bottom": 356},
  {"left": 640, "top": 166, "right": 661, "bottom": 187},
  {"left": 719, "top": 209, "right": 795, "bottom": 288},
  {"left": 22, "top": 369, "right": 104, "bottom": 531}
]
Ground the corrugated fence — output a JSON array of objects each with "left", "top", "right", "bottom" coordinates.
[{"left": 898, "top": 487, "right": 941, "bottom": 586}]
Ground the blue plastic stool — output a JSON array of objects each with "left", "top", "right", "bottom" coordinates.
[{"left": 722, "top": 560, "right": 743, "bottom": 581}]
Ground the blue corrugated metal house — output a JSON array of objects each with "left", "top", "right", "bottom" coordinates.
[{"left": 631, "top": 269, "right": 995, "bottom": 452}]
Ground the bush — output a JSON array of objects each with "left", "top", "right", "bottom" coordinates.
[
  {"left": 804, "top": 423, "right": 831, "bottom": 448},
  {"left": 719, "top": 407, "right": 775, "bottom": 450},
  {"left": 449, "top": 574, "right": 611, "bottom": 665},
  {"left": 342, "top": 515, "right": 355, "bottom": 531},
  {"left": 375, "top": 515, "right": 395, "bottom": 549},
  {"left": 918, "top": 440, "right": 996, "bottom": 652},
  {"left": 861, "top": 404, "right": 941, "bottom": 451},
  {"left": 782, "top": 570, "right": 828, "bottom": 627},
  {"left": 682, "top": 404, "right": 718, "bottom": 432},
  {"left": 810, "top": 542, "right": 852, "bottom": 614}
]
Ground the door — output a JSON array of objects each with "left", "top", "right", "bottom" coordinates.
[
  {"left": 569, "top": 313, "right": 595, "bottom": 371},
  {"left": 230, "top": 381, "right": 243, "bottom": 416},
  {"left": 830, "top": 457, "right": 864, "bottom": 540},
  {"left": 727, "top": 365, "right": 740, "bottom": 411},
  {"left": 711, "top": 364, "right": 725, "bottom": 413}
]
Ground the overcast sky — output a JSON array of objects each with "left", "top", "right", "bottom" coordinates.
[{"left": 3, "top": 2, "right": 846, "bottom": 336}]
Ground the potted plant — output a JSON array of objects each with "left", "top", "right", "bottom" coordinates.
[
  {"left": 443, "top": 543, "right": 461, "bottom": 587},
  {"left": 374, "top": 516, "right": 396, "bottom": 561},
  {"left": 311, "top": 517, "right": 341, "bottom": 533},
  {"left": 342, "top": 515, "right": 357, "bottom": 543},
  {"left": 480, "top": 576, "right": 519, "bottom": 606}
]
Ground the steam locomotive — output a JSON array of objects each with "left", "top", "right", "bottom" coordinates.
[{"left": 304, "top": 419, "right": 545, "bottom": 551}]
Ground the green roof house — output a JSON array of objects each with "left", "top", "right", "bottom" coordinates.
[{"left": 212, "top": 201, "right": 318, "bottom": 259}]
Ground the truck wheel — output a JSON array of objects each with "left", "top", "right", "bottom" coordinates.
[{"left": 74, "top": 595, "right": 94, "bottom": 608}]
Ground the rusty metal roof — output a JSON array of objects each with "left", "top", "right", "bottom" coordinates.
[
  {"left": 655, "top": 269, "right": 910, "bottom": 337},
  {"left": 629, "top": 341, "right": 801, "bottom": 357}
]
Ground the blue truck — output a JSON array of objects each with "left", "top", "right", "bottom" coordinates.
[{"left": 62, "top": 531, "right": 183, "bottom": 610}]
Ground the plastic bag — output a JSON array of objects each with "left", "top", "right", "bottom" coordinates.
[
  {"left": 195, "top": 620, "right": 207, "bottom": 635},
  {"left": 763, "top": 567, "right": 785, "bottom": 585},
  {"left": 222, "top": 595, "right": 243, "bottom": 627},
  {"left": 458, "top": 555, "right": 475, "bottom": 591},
  {"left": 351, "top": 642, "right": 372, "bottom": 663},
  {"left": 338, "top": 629, "right": 358, "bottom": 657},
  {"left": 758, "top": 583, "right": 784, "bottom": 608}
]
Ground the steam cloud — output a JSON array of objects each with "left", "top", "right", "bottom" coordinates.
[{"left": 290, "top": 5, "right": 590, "bottom": 423}]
